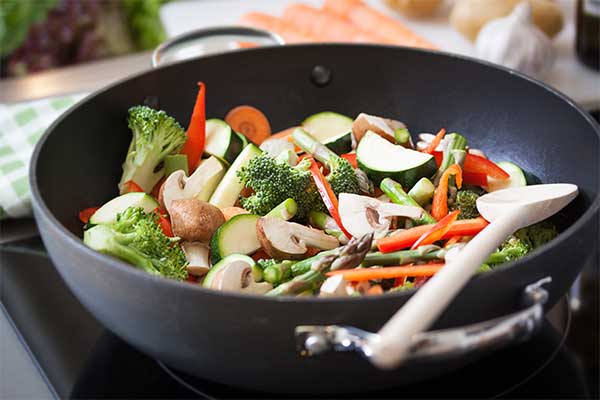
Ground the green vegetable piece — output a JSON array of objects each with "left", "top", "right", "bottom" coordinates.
[
  {"left": 265, "top": 198, "right": 298, "bottom": 221},
  {"left": 118, "top": 106, "right": 187, "bottom": 193},
  {"left": 308, "top": 210, "right": 348, "bottom": 244},
  {"left": 83, "top": 207, "right": 187, "bottom": 280},
  {"left": 393, "top": 128, "right": 411, "bottom": 145},
  {"left": 164, "top": 154, "right": 189, "bottom": 177},
  {"left": 451, "top": 189, "right": 481, "bottom": 220},
  {"left": 439, "top": 133, "right": 467, "bottom": 174},
  {"left": 408, "top": 177, "right": 436, "bottom": 207},
  {"left": 380, "top": 178, "right": 436, "bottom": 225}
]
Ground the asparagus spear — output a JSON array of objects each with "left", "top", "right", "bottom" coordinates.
[
  {"left": 263, "top": 260, "right": 295, "bottom": 285},
  {"left": 408, "top": 177, "right": 435, "bottom": 207},
  {"left": 266, "top": 233, "right": 373, "bottom": 296},
  {"left": 362, "top": 245, "right": 446, "bottom": 267},
  {"left": 380, "top": 178, "right": 436, "bottom": 225}
]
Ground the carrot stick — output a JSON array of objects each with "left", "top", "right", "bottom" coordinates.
[
  {"left": 239, "top": 12, "right": 320, "bottom": 43},
  {"left": 327, "top": 263, "right": 445, "bottom": 281},
  {"left": 377, "top": 217, "right": 489, "bottom": 252},
  {"left": 431, "top": 164, "right": 462, "bottom": 220},
  {"left": 225, "top": 105, "right": 272, "bottom": 145},
  {"left": 423, "top": 128, "right": 445, "bottom": 154},
  {"left": 281, "top": 3, "right": 388, "bottom": 44},
  {"left": 323, "top": 0, "right": 437, "bottom": 49}
]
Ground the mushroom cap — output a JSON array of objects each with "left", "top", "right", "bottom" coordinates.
[
  {"left": 256, "top": 217, "right": 339, "bottom": 260},
  {"left": 208, "top": 259, "right": 273, "bottom": 294},
  {"left": 170, "top": 198, "right": 225, "bottom": 242},
  {"left": 161, "top": 170, "right": 187, "bottom": 214},
  {"left": 353, "top": 113, "right": 401, "bottom": 144}
]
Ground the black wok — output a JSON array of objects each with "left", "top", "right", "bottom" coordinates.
[{"left": 30, "top": 45, "right": 600, "bottom": 394}]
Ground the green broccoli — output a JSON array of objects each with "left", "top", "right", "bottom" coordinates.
[
  {"left": 237, "top": 154, "right": 322, "bottom": 219},
  {"left": 118, "top": 106, "right": 187, "bottom": 194},
  {"left": 486, "top": 220, "right": 558, "bottom": 266},
  {"left": 292, "top": 128, "right": 360, "bottom": 196},
  {"left": 83, "top": 207, "right": 188, "bottom": 280},
  {"left": 451, "top": 189, "right": 480, "bottom": 220}
]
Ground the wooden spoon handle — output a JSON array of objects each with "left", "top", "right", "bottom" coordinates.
[{"left": 370, "top": 208, "right": 526, "bottom": 369}]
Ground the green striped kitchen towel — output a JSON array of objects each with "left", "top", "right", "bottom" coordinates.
[{"left": 0, "top": 93, "right": 86, "bottom": 219}]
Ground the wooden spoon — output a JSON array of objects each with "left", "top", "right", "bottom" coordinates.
[{"left": 370, "top": 183, "right": 578, "bottom": 369}]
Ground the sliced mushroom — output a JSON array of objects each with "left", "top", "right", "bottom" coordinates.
[
  {"left": 352, "top": 113, "right": 406, "bottom": 144},
  {"left": 181, "top": 242, "right": 210, "bottom": 277},
  {"left": 161, "top": 156, "right": 225, "bottom": 213},
  {"left": 338, "top": 193, "right": 423, "bottom": 238},
  {"left": 209, "top": 259, "right": 272, "bottom": 294},
  {"left": 256, "top": 217, "right": 339, "bottom": 260},
  {"left": 170, "top": 198, "right": 225, "bottom": 242},
  {"left": 319, "top": 274, "right": 349, "bottom": 297}
]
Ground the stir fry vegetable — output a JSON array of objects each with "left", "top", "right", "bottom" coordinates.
[{"left": 79, "top": 86, "right": 562, "bottom": 297}]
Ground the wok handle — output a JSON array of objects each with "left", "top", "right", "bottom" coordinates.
[
  {"left": 295, "top": 277, "right": 551, "bottom": 364},
  {"left": 151, "top": 26, "right": 285, "bottom": 68}
]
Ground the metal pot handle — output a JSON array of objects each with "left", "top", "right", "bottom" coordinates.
[
  {"left": 152, "top": 26, "right": 285, "bottom": 68},
  {"left": 295, "top": 277, "right": 551, "bottom": 363}
]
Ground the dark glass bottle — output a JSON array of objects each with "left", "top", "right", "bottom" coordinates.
[{"left": 576, "top": 0, "right": 600, "bottom": 71}]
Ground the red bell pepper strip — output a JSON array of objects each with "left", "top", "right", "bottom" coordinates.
[
  {"left": 411, "top": 210, "right": 460, "bottom": 249},
  {"left": 423, "top": 128, "right": 446, "bottom": 154},
  {"left": 122, "top": 180, "right": 144, "bottom": 193},
  {"left": 377, "top": 217, "right": 489, "bottom": 252},
  {"left": 79, "top": 207, "right": 100, "bottom": 224},
  {"left": 463, "top": 171, "right": 488, "bottom": 187},
  {"left": 153, "top": 208, "right": 174, "bottom": 237},
  {"left": 181, "top": 82, "right": 206, "bottom": 173},
  {"left": 432, "top": 151, "right": 509, "bottom": 180},
  {"left": 463, "top": 153, "right": 509, "bottom": 180},
  {"left": 340, "top": 153, "right": 357, "bottom": 168},
  {"left": 308, "top": 157, "right": 352, "bottom": 240},
  {"left": 431, "top": 164, "right": 462, "bottom": 221}
]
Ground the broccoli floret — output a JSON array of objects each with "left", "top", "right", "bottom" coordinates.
[
  {"left": 257, "top": 258, "right": 278, "bottom": 270},
  {"left": 83, "top": 207, "right": 188, "bottom": 280},
  {"left": 451, "top": 189, "right": 480, "bottom": 220},
  {"left": 327, "top": 156, "right": 361, "bottom": 196},
  {"left": 486, "top": 220, "right": 558, "bottom": 266},
  {"left": 237, "top": 154, "right": 322, "bottom": 219},
  {"left": 515, "top": 220, "right": 558, "bottom": 249},
  {"left": 118, "top": 106, "right": 187, "bottom": 194}
]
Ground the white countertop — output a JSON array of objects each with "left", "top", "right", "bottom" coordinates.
[{"left": 161, "top": 0, "right": 600, "bottom": 109}]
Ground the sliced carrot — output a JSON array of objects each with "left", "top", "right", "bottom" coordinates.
[
  {"left": 221, "top": 206, "right": 249, "bottom": 221},
  {"left": 340, "top": 153, "right": 358, "bottom": 168},
  {"left": 225, "top": 105, "right": 272, "bottom": 145},
  {"left": 323, "top": 0, "right": 437, "bottom": 49},
  {"left": 377, "top": 217, "right": 489, "bottom": 252},
  {"left": 79, "top": 207, "right": 100, "bottom": 224},
  {"left": 431, "top": 164, "right": 462, "bottom": 220},
  {"left": 411, "top": 210, "right": 459, "bottom": 249},
  {"left": 327, "top": 263, "right": 445, "bottom": 281},
  {"left": 367, "top": 284, "right": 384, "bottom": 295},
  {"left": 281, "top": 3, "right": 388, "bottom": 44},
  {"left": 239, "top": 12, "right": 321, "bottom": 43},
  {"left": 270, "top": 126, "right": 298, "bottom": 141},
  {"left": 423, "top": 128, "right": 446, "bottom": 154}
]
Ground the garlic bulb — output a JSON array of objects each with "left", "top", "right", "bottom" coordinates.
[{"left": 475, "top": 2, "right": 554, "bottom": 77}]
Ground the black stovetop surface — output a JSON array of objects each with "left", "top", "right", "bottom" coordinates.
[{"left": 1, "top": 236, "right": 598, "bottom": 399}]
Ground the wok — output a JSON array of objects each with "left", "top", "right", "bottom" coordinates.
[{"left": 30, "top": 44, "right": 600, "bottom": 394}]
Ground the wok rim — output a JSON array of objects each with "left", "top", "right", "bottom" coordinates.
[{"left": 29, "top": 43, "right": 600, "bottom": 305}]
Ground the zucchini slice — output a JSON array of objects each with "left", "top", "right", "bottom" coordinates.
[
  {"left": 203, "top": 254, "right": 256, "bottom": 288},
  {"left": 302, "top": 111, "right": 353, "bottom": 155},
  {"left": 205, "top": 119, "right": 245, "bottom": 164},
  {"left": 209, "top": 214, "right": 261, "bottom": 265},
  {"left": 89, "top": 193, "right": 158, "bottom": 225},
  {"left": 486, "top": 162, "right": 527, "bottom": 192},
  {"left": 209, "top": 143, "right": 262, "bottom": 208},
  {"left": 357, "top": 131, "right": 437, "bottom": 187}
]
